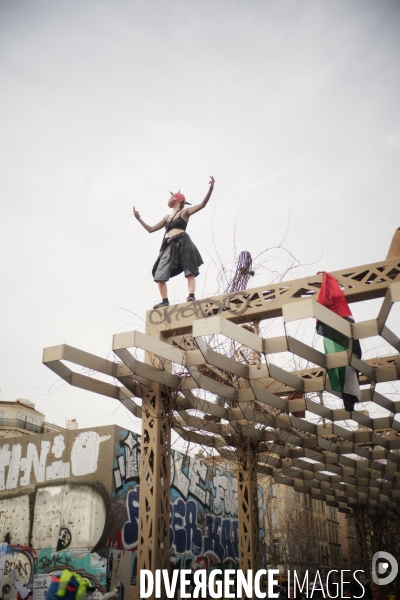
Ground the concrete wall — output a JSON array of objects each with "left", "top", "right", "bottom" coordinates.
[
  {"left": 0, "top": 426, "right": 115, "bottom": 599},
  {"left": 0, "top": 427, "right": 257, "bottom": 600}
]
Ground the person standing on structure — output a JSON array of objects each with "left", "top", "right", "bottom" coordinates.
[{"left": 133, "top": 176, "right": 215, "bottom": 308}]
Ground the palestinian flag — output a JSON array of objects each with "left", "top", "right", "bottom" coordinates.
[{"left": 316, "top": 272, "right": 362, "bottom": 412}]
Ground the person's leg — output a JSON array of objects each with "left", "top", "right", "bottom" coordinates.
[
  {"left": 153, "top": 246, "right": 171, "bottom": 308},
  {"left": 158, "top": 281, "right": 168, "bottom": 299},
  {"left": 153, "top": 280, "right": 169, "bottom": 308},
  {"left": 187, "top": 274, "right": 196, "bottom": 298}
]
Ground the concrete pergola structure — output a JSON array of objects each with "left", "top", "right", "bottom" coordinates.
[{"left": 43, "top": 254, "right": 400, "bottom": 586}]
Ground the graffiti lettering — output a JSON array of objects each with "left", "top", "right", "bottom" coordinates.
[
  {"left": 212, "top": 472, "right": 237, "bottom": 516},
  {"left": 70, "top": 432, "right": 111, "bottom": 477},
  {"left": 122, "top": 486, "right": 239, "bottom": 563},
  {"left": 38, "top": 555, "right": 72, "bottom": 572},
  {"left": 123, "top": 432, "right": 140, "bottom": 479},
  {"left": 204, "top": 516, "right": 238, "bottom": 563},
  {"left": 0, "top": 432, "right": 110, "bottom": 490},
  {"left": 188, "top": 460, "right": 209, "bottom": 506},
  {"left": 56, "top": 528, "right": 72, "bottom": 552},
  {"left": 170, "top": 499, "right": 202, "bottom": 555},
  {"left": 119, "top": 448, "right": 240, "bottom": 528},
  {"left": 171, "top": 453, "right": 190, "bottom": 499},
  {"left": 20, "top": 442, "right": 50, "bottom": 487},
  {"left": 122, "top": 487, "right": 139, "bottom": 550},
  {"left": 170, "top": 451, "right": 238, "bottom": 517},
  {"left": 2, "top": 547, "right": 37, "bottom": 598},
  {"left": 114, "top": 432, "right": 140, "bottom": 492},
  {"left": 4, "top": 559, "right": 30, "bottom": 578},
  {"left": 37, "top": 549, "right": 107, "bottom": 592},
  {"left": 148, "top": 292, "right": 252, "bottom": 326}
]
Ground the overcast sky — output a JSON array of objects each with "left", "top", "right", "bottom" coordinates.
[{"left": 1, "top": 0, "right": 399, "bottom": 439}]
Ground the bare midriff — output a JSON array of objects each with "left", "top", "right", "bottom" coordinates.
[{"left": 166, "top": 228, "right": 185, "bottom": 239}]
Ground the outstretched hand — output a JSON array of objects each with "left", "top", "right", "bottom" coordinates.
[
  {"left": 209, "top": 176, "right": 215, "bottom": 188},
  {"left": 133, "top": 206, "right": 140, "bottom": 220}
]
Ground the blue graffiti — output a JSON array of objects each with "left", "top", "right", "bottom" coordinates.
[
  {"left": 204, "top": 516, "right": 238, "bottom": 563},
  {"left": 170, "top": 499, "right": 202, "bottom": 555},
  {"left": 122, "top": 486, "right": 139, "bottom": 549},
  {"left": 122, "top": 486, "right": 238, "bottom": 563}
]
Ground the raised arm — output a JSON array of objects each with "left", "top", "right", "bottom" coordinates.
[
  {"left": 184, "top": 176, "right": 215, "bottom": 217},
  {"left": 133, "top": 207, "right": 167, "bottom": 233}
]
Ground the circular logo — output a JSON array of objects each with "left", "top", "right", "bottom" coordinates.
[{"left": 372, "top": 552, "right": 398, "bottom": 585}]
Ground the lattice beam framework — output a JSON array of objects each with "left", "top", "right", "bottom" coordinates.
[
  {"left": 146, "top": 257, "right": 400, "bottom": 337},
  {"left": 236, "top": 439, "right": 260, "bottom": 575},
  {"left": 42, "top": 253, "right": 400, "bottom": 578},
  {"left": 138, "top": 383, "right": 171, "bottom": 584}
]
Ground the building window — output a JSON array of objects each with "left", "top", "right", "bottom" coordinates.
[{"left": 270, "top": 483, "right": 277, "bottom": 498}]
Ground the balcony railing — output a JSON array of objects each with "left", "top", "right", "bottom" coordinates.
[{"left": 0, "top": 418, "right": 43, "bottom": 434}]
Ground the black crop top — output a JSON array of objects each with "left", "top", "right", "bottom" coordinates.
[{"left": 165, "top": 211, "right": 188, "bottom": 232}]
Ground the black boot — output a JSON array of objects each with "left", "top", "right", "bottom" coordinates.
[{"left": 153, "top": 298, "right": 169, "bottom": 309}]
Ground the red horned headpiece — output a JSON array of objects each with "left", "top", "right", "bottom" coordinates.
[{"left": 168, "top": 191, "right": 191, "bottom": 207}]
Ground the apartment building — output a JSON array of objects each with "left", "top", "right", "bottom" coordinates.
[
  {"left": 0, "top": 398, "right": 65, "bottom": 438},
  {"left": 262, "top": 479, "right": 354, "bottom": 578}
]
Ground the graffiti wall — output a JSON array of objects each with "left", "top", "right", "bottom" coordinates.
[
  {"left": 0, "top": 426, "right": 264, "bottom": 599},
  {"left": 0, "top": 427, "right": 115, "bottom": 599},
  {"left": 0, "top": 545, "right": 107, "bottom": 599},
  {"left": 169, "top": 451, "right": 240, "bottom": 569},
  {"left": 112, "top": 438, "right": 265, "bottom": 576}
]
